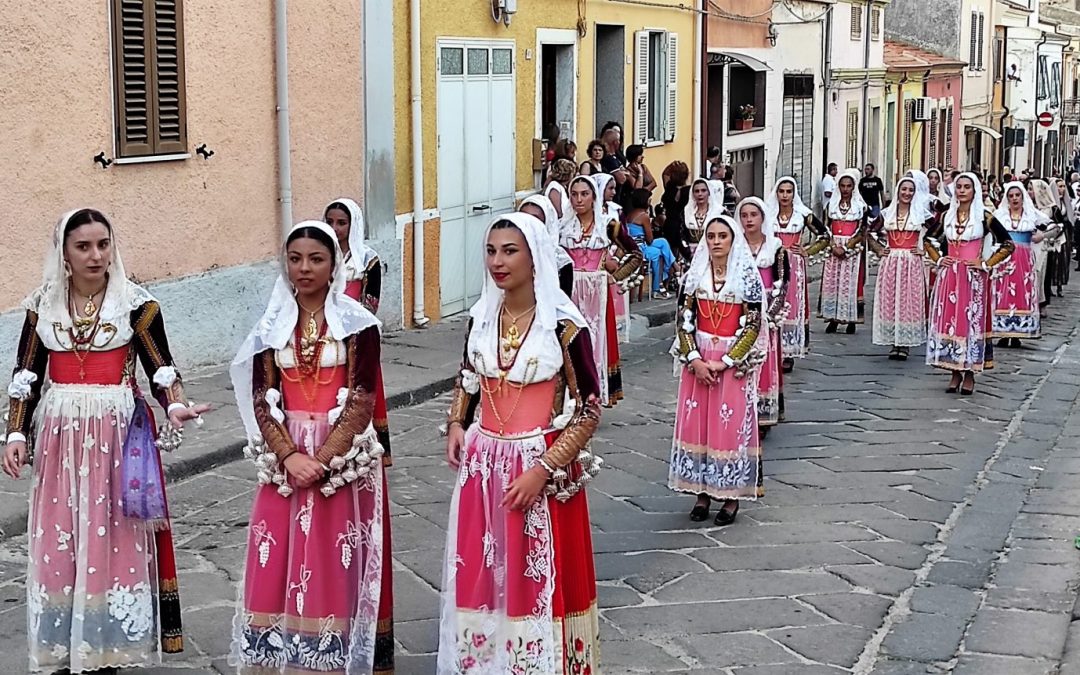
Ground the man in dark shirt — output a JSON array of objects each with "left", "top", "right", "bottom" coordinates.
[{"left": 859, "top": 163, "right": 885, "bottom": 220}]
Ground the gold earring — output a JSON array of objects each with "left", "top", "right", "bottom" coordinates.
[{"left": 63, "top": 261, "right": 72, "bottom": 278}]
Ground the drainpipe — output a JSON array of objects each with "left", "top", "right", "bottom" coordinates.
[
  {"left": 409, "top": 0, "right": 430, "bottom": 327},
  {"left": 895, "top": 73, "right": 908, "bottom": 175},
  {"left": 274, "top": 0, "right": 293, "bottom": 235},
  {"left": 859, "top": 1, "right": 872, "bottom": 166},
  {"left": 822, "top": 5, "right": 833, "bottom": 175},
  {"left": 692, "top": 0, "right": 703, "bottom": 175}
]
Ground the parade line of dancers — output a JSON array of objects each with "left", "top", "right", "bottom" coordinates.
[{"left": 1, "top": 164, "right": 1074, "bottom": 674}]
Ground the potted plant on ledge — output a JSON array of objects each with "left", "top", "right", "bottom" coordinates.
[{"left": 735, "top": 104, "right": 756, "bottom": 131}]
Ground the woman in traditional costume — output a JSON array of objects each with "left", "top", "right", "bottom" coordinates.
[
  {"left": 682, "top": 178, "right": 725, "bottom": 254},
  {"left": 765, "top": 178, "right": 830, "bottom": 373},
  {"left": 1028, "top": 179, "right": 1067, "bottom": 313},
  {"left": 669, "top": 212, "right": 766, "bottom": 527},
  {"left": 520, "top": 194, "right": 575, "bottom": 296},
  {"left": 230, "top": 222, "right": 390, "bottom": 674},
  {"left": 595, "top": 173, "right": 635, "bottom": 345},
  {"left": 560, "top": 176, "right": 641, "bottom": 406},
  {"left": 441, "top": 213, "right": 603, "bottom": 674},
  {"left": 3, "top": 208, "right": 208, "bottom": 674},
  {"left": 868, "top": 176, "right": 936, "bottom": 359},
  {"left": 819, "top": 170, "right": 869, "bottom": 333},
  {"left": 543, "top": 159, "right": 577, "bottom": 220},
  {"left": 324, "top": 199, "right": 395, "bottom": 670},
  {"left": 737, "top": 197, "right": 790, "bottom": 430},
  {"left": 990, "top": 182, "right": 1047, "bottom": 347},
  {"left": 926, "top": 174, "right": 1014, "bottom": 395}
]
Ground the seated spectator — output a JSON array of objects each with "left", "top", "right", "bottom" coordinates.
[{"left": 626, "top": 188, "right": 677, "bottom": 299}]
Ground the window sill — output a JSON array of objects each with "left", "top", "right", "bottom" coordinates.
[
  {"left": 728, "top": 127, "right": 765, "bottom": 136},
  {"left": 113, "top": 153, "right": 191, "bottom": 165}
]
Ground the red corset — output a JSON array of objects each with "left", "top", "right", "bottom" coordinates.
[
  {"left": 344, "top": 280, "right": 364, "bottom": 302},
  {"left": 50, "top": 347, "right": 129, "bottom": 385},
  {"left": 697, "top": 301, "right": 741, "bottom": 337},
  {"left": 479, "top": 378, "right": 558, "bottom": 435},
  {"left": 887, "top": 231, "right": 919, "bottom": 249},
  {"left": 778, "top": 232, "right": 801, "bottom": 248},
  {"left": 281, "top": 365, "right": 348, "bottom": 414},
  {"left": 831, "top": 220, "right": 859, "bottom": 237}
]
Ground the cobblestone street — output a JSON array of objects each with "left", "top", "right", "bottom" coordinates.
[{"left": 4, "top": 283, "right": 1080, "bottom": 674}]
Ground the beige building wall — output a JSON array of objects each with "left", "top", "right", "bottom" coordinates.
[
  {"left": 0, "top": 0, "right": 365, "bottom": 312},
  {"left": 392, "top": 0, "right": 578, "bottom": 324}
]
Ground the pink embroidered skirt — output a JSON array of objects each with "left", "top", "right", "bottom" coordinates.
[
  {"left": 873, "top": 237, "right": 928, "bottom": 347},
  {"left": 927, "top": 241, "right": 992, "bottom": 372},
  {"left": 991, "top": 238, "right": 1040, "bottom": 338}
]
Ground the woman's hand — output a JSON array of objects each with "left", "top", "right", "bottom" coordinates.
[
  {"left": 791, "top": 244, "right": 807, "bottom": 257},
  {"left": 939, "top": 256, "right": 958, "bottom": 268},
  {"left": 446, "top": 422, "right": 466, "bottom": 470},
  {"left": 168, "top": 402, "right": 213, "bottom": 429},
  {"left": 963, "top": 258, "right": 986, "bottom": 269},
  {"left": 831, "top": 244, "right": 846, "bottom": 259},
  {"left": 689, "top": 359, "right": 716, "bottom": 386},
  {"left": 706, "top": 360, "right": 729, "bottom": 379},
  {"left": 1033, "top": 231, "right": 1046, "bottom": 243},
  {"left": 283, "top": 453, "right": 325, "bottom": 489},
  {"left": 2, "top": 441, "right": 28, "bottom": 479},
  {"left": 501, "top": 465, "right": 549, "bottom": 511}
]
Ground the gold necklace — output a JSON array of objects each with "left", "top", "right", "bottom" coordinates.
[
  {"left": 500, "top": 304, "right": 536, "bottom": 355},
  {"left": 294, "top": 299, "right": 325, "bottom": 365}
]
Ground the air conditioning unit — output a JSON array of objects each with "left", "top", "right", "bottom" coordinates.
[{"left": 912, "top": 98, "right": 934, "bottom": 122}]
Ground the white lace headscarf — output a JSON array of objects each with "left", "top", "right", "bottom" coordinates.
[
  {"left": 592, "top": 173, "right": 623, "bottom": 226},
  {"left": 827, "top": 169, "right": 868, "bottom": 220},
  {"left": 230, "top": 221, "right": 381, "bottom": 441},
  {"left": 927, "top": 168, "right": 949, "bottom": 203},
  {"left": 681, "top": 212, "right": 764, "bottom": 305},
  {"left": 881, "top": 177, "right": 932, "bottom": 231},
  {"left": 23, "top": 209, "right": 155, "bottom": 351},
  {"left": 560, "top": 176, "right": 609, "bottom": 250},
  {"left": 943, "top": 173, "right": 987, "bottom": 242},
  {"left": 325, "top": 198, "right": 379, "bottom": 282},
  {"left": 994, "top": 181, "right": 1049, "bottom": 233},
  {"left": 737, "top": 197, "right": 784, "bottom": 267},
  {"left": 1029, "top": 179, "right": 1059, "bottom": 217},
  {"left": 521, "top": 194, "right": 574, "bottom": 269},
  {"left": 765, "top": 177, "right": 813, "bottom": 232},
  {"left": 467, "top": 213, "right": 589, "bottom": 383},
  {"left": 683, "top": 178, "right": 725, "bottom": 230}
]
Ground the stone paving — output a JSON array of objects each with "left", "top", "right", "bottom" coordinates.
[{"left": 3, "top": 283, "right": 1080, "bottom": 673}]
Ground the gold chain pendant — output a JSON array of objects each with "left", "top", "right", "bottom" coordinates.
[{"left": 83, "top": 295, "right": 97, "bottom": 317}]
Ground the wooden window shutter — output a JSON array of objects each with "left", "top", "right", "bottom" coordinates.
[
  {"left": 903, "top": 101, "right": 912, "bottom": 171},
  {"left": 871, "top": 8, "right": 881, "bottom": 40},
  {"left": 945, "top": 105, "right": 954, "bottom": 169},
  {"left": 928, "top": 108, "right": 938, "bottom": 166},
  {"left": 665, "top": 32, "right": 678, "bottom": 143},
  {"left": 846, "top": 107, "right": 858, "bottom": 167},
  {"left": 977, "top": 13, "right": 986, "bottom": 70},
  {"left": 112, "top": 0, "right": 188, "bottom": 158},
  {"left": 850, "top": 5, "right": 863, "bottom": 40},
  {"left": 969, "top": 12, "right": 977, "bottom": 69},
  {"left": 634, "top": 31, "right": 650, "bottom": 144}
]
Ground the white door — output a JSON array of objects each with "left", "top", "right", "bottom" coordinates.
[{"left": 437, "top": 41, "right": 516, "bottom": 316}]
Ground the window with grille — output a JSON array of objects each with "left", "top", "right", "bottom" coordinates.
[
  {"left": 778, "top": 75, "right": 815, "bottom": 199},
  {"left": 111, "top": 0, "right": 188, "bottom": 159},
  {"left": 846, "top": 106, "right": 859, "bottom": 167},
  {"left": 969, "top": 12, "right": 978, "bottom": 70},
  {"left": 928, "top": 108, "right": 939, "bottom": 166},
  {"left": 850, "top": 5, "right": 863, "bottom": 41},
  {"left": 976, "top": 13, "right": 985, "bottom": 70},
  {"left": 871, "top": 8, "right": 881, "bottom": 41}
]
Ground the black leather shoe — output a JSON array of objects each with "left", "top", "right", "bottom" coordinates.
[
  {"left": 825, "top": 321, "right": 838, "bottom": 333},
  {"left": 846, "top": 323, "right": 857, "bottom": 334},
  {"left": 689, "top": 496, "right": 711, "bottom": 522},
  {"left": 714, "top": 500, "right": 739, "bottom": 526}
]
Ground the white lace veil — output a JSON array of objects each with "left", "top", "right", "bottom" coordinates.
[
  {"left": 468, "top": 213, "right": 589, "bottom": 382},
  {"left": 521, "top": 194, "right": 574, "bottom": 269},
  {"left": 23, "top": 209, "right": 155, "bottom": 348},
  {"left": 827, "top": 169, "right": 868, "bottom": 220},
  {"left": 736, "top": 197, "right": 784, "bottom": 267},
  {"left": 943, "top": 173, "right": 987, "bottom": 242},
  {"left": 325, "top": 198, "right": 379, "bottom": 277},
  {"left": 765, "top": 177, "right": 813, "bottom": 227},
  {"left": 881, "top": 177, "right": 933, "bottom": 229},
  {"left": 994, "top": 181, "right": 1050, "bottom": 232},
  {"left": 681, "top": 212, "right": 764, "bottom": 304},
  {"left": 559, "top": 176, "right": 609, "bottom": 249},
  {"left": 230, "top": 221, "right": 381, "bottom": 441}
]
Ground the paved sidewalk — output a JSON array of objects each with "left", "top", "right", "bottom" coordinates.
[{"left": 0, "top": 297, "right": 677, "bottom": 539}]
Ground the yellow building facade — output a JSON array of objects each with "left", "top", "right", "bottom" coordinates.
[{"left": 393, "top": 0, "right": 697, "bottom": 325}]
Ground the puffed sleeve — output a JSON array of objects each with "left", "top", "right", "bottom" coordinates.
[
  {"left": 131, "top": 301, "right": 187, "bottom": 413},
  {"left": 541, "top": 322, "right": 601, "bottom": 469},
  {"left": 723, "top": 302, "right": 762, "bottom": 368},
  {"left": 610, "top": 224, "right": 645, "bottom": 284},
  {"left": 314, "top": 327, "right": 379, "bottom": 465},
  {"left": 362, "top": 256, "right": 382, "bottom": 314},
  {"left": 4, "top": 311, "right": 49, "bottom": 445},
  {"left": 447, "top": 320, "right": 480, "bottom": 429},
  {"left": 252, "top": 349, "right": 299, "bottom": 461}
]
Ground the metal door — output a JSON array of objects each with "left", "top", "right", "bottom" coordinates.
[{"left": 437, "top": 40, "right": 516, "bottom": 316}]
